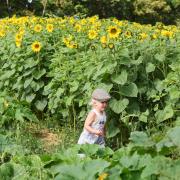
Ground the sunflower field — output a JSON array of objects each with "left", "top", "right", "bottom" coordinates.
[{"left": 0, "top": 16, "right": 180, "bottom": 179}]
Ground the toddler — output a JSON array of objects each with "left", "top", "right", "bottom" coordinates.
[{"left": 78, "top": 88, "right": 111, "bottom": 147}]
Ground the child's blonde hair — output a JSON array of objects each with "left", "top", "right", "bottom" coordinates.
[{"left": 89, "top": 98, "right": 99, "bottom": 106}]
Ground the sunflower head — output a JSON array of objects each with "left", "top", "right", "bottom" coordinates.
[
  {"left": 74, "top": 24, "right": 82, "bottom": 32},
  {"left": 108, "top": 26, "right": 121, "bottom": 39},
  {"left": 101, "top": 43, "right": 107, "bottom": 49},
  {"left": 100, "top": 36, "right": 107, "bottom": 44},
  {"left": 32, "top": 41, "right": 41, "bottom": 53},
  {"left": 0, "top": 30, "right": 6, "bottom": 37},
  {"left": 139, "top": 33, "right": 148, "bottom": 40},
  {"left": 67, "top": 42, "right": 78, "bottom": 49},
  {"left": 108, "top": 43, "right": 114, "bottom": 49},
  {"left": 15, "top": 41, "right": 21, "bottom": 47},
  {"left": 88, "top": 30, "right": 98, "bottom": 39},
  {"left": 90, "top": 44, "right": 96, "bottom": 51},
  {"left": 98, "top": 173, "right": 108, "bottom": 180},
  {"left": 151, "top": 34, "right": 158, "bottom": 40},
  {"left": 46, "top": 24, "right": 54, "bottom": 32},
  {"left": 161, "top": 30, "right": 173, "bottom": 38},
  {"left": 34, "top": 24, "right": 42, "bottom": 32},
  {"left": 15, "top": 33, "right": 23, "bottom": 42},
  {"left": 124, "top": 31, "right": 132, "bottom": 38}
]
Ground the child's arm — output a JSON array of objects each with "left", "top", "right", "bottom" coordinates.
[{"left": 84, "top": 111, "right": 103, "bottom": 136}]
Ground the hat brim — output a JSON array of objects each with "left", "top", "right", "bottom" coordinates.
[{"left": 94, "top": 98, "right": 111, "bottom": 102}]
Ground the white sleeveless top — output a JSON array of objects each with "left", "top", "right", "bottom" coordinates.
[{"left": 78, "top": 109, "right": 106, "bottom": 146}]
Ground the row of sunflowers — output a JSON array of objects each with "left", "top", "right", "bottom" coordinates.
[{"left": 0, "top": 15, "right": 179, "bottom": 53}]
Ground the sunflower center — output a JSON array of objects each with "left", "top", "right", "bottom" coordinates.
[
  {"left": 111, "top": 28, "right": 117, "bottom": 34},
  {"left": 35, "top": 44, "right": 40, "bottom": 48}
]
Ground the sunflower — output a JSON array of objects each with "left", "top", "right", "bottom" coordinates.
[
  {"left": 34, "top": 24, "right": 42, "bottom": 32},
  {"left": 139, "top": 33, "right": 148, "bottom": 40},
  {"left": 151, "top": 34, "right": 158, "bottom": 39},
  {"left": 101, "top": 43, "right": 107, "bottom": 48},
  {"left": 17, "top": 27, "right": 25, "bottom": 35},
  {"left": 15, "top": 41, "right": 21, "bottom": 47},
  {"left": 74, "top": 24, "right": 82, "bottom": 32},
  {"left": 108, "top": 43, "right": 114, "bottom": 49},
  {"left": 46, "top": 24, "right": 54, "bottom": 32},
  {"left": 161, "top": 30, "right": 173, "bottom": 38},
  {"left": 31, "top": 41, "right": 41, "bottom": 52},
  {"left": 108, "top": 26, "right": 121, "bottom": 39},
  {"left": 98, "top": 173, "right": 108, "bottom": 180},
  {"left": 62, "top": 35, "right": 73, "bottom": 44},
  {"left": 15, "top": 33, "right": 23, "bottom": 42},
  {"left": 80, "top": 19, "right": 87, "bottom": 25},
  {"left": 0, "top": 30, "right": 5, "bottom": 37},
  {"left": 66, "top": 41, "right": 78, "bottom": 49},
  {"left": 89, "top": 16, "right": 98, "bottom": 24},
  {"left": 100, "top": 36, "right": 107, "bottom": 44},
  {"left": 90, "top": 45, "right": 96, "bottom": 51},
  {"left": 124, "top": 31, "right": 132, "bottom": 38},
  {"left": 88, "top": 29, "right": 98, "bottom": 39},
  {"left": 72, "top": 43, "right": 78, "bottom": 49}
]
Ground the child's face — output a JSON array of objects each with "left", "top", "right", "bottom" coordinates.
[{"left": 95, "top": 100, "right": 108, "bottom": 112}]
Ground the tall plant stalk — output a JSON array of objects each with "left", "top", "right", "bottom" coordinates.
[{"left": 41, "top": 0, "right": 48, "bottom": 16}]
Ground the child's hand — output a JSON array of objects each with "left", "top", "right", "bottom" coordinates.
[{"left": 95, "top": 130, "right": 103, "bottom": 136}]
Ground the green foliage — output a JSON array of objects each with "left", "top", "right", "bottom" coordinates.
[
  {"left": 0, "top": 16, "right": 179, "bottom": 148},
  {"left": 133, "top": 0, "right": 171, "bottom": 23},
  {"left": 0, "top": 91, "right": 38, "bottom": 128},
  {"left": 0, "top": 126, "right": 179, "bottom": 179},
  {"left": 0, "top": 29, "right": 51, "bottom": 112}
]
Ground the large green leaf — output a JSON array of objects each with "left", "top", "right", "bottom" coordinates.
[
  {"left": 0, "top": 163, "right": 14, "bottom": 179},
  {"left": 15, "top": 109, "right": 24, "bottom": 122},
  {"left": 129, "top": 131, "right": 154, "bottom": 147},
  {"left": 146, "top": 63, "right": 155, "bottom": 73},
  {"left": 35, "top": 99, "right": 47, "bottom": 111},
  {"left": 53, "top": 163, "right": 86, "bottom": 180},
  {"left": 119, "top": 83, "right": 138, "bottom": 97},
  {"left": 118, "top": 48, "right": 130, "bottom": 58},
  {"left": 70, "top": 81, "right": 79, "bottom": 92},
  {"left": 24, "top": 58, "right": 39, "bottom": 69},
  {"left": 106, "top": 119, "right": 120, "bottom": 138},
  {"left": 30, "top": 81, "right": 44, "bottom": 92},
  {"left": 120, "top": 152, "right": 140, "bottom": 169},
  {"left": 33, "top": 69, "right": 46, "bottom": 80},
  {"left": 80, "top": 144, "right": 99, "bottom": 156},
  {"left": 26, "top": 93, "right": 36, "bottom": 103},
  {"left": 109, "top": 98, "right": 129, "bottom": 114},
  {"left": 167, "top": 127, "right": 180, "bottom": 147},
  {"left": 154, "top": 53, "right": 165, "bottom": 62},
  {"left": 83, "top": 159, "right": 110, "bottom": 177},
  {"left": 139, "top": 109, "right": 149, "bottom": 123},
  {"left": 155, "top": 105, "right": 174, "bottom": 124},
  {"left": 21, "top": 107, "right": 38, "bottom": 122},
  {"left": 141, "top": 156, "right": 171, "bottom": 178},
  {"left": 0, "top": 70, "right": 16, "bottom": 80},
  {"left": 111, "top": 70, "right": 127, "bottom": 85},
  {"left": 24, "top": 77, "right": 33, "bottom": 89},
  {"left": 97, "top": 83, "right": 113, "bottom": 92}
]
